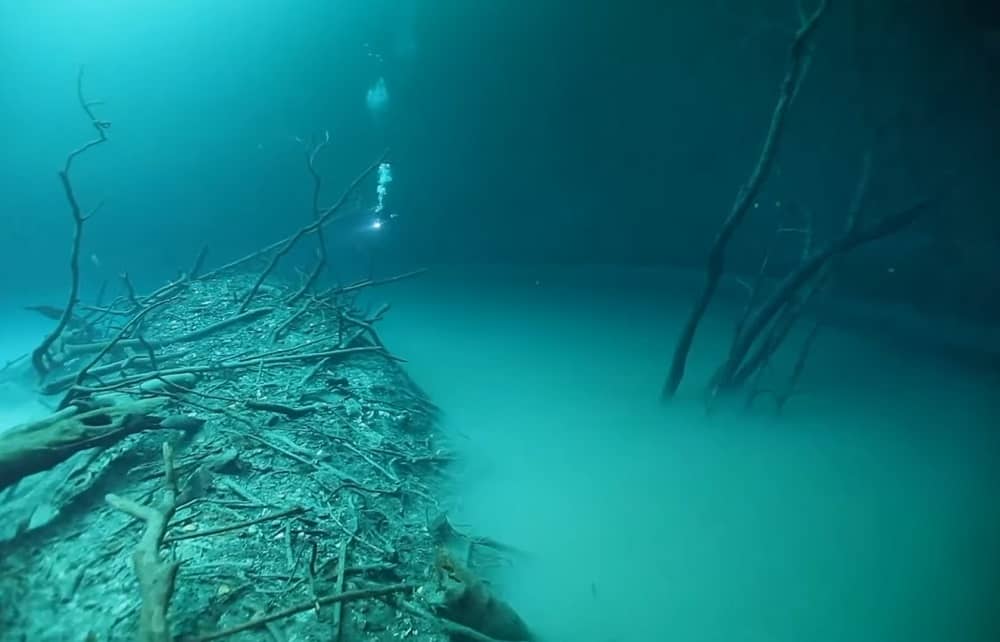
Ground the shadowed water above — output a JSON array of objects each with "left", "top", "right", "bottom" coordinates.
[{"left": 376, "top": 265, "right": 1000, "bottom": 642}]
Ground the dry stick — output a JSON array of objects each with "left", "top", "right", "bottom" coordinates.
[
  {"left": 32, "top": 66, "right": 111, "bottom": 376},
  {"left": 662, "top": 0, "right": 829, "bottom": 399},
  {"left": 237, "top": 151, "right": 388, "bottom": 312},
  {"left": 164, "top": 506, "right": 304, "bottom": 543},
  {"left": 105, "top": 442, "right": 179, "bottom": 642},
  {"left": 187, "top": 584, "right": 412, "bottom": 642}
]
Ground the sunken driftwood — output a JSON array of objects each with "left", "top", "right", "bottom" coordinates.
[
  {"left": 711, "top": 146, "right": 937, "bottom": 395},
  {"left": 662, "top": 0, "right": 830, "bottom": 399},
  {"left": 32, "top": 66, "right": 110, "bottom": 378},
  {"left": 426, "top": 549, "right": 533, "bottom": 641},
  {"left": 0, "top": 398, "right": 168, "bottom": 491},
  {"left": 106, "top": 441, "right": 180, "bottom": 642},
  {"left": 663, "top": 0, "right": 938, "bottom": 407}
]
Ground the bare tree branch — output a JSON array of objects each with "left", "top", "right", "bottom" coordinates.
[
  {"left": 662, "top": 0, "right": 829, "bottom": 398},
  {"left": 32, "top": 66, "right": 111, "bottom": 377}
]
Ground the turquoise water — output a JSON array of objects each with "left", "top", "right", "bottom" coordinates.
[
  {"left": 377, "top": 266, "right": 1000, "bottom": 642},
  {"left": 2, "top": 265, "right": 997, "bottom": 641}
]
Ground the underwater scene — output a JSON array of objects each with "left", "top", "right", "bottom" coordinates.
[{"left": 1, "top": 1, "right": 998, "bottom": 641}]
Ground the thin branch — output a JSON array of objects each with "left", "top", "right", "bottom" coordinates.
[
  {"left": 290, "top": 131, "right": 332, "bottom": 305},
  {"left": 32, "top": 66, "right": 111, "bottom": 377},
  {"left": 163, "top": 506, "right": 304, "bottom": 543},
  {"left": 662, "top": 0, "right": 829, "bottom": 398},
  {"left": 61, "top": 295, "right": 178, "bottom": 408},
  {"left": 187, "top": 245, "right": 209, "bottom": 279},
  {"left": 329, "top": 268, "right": 429, "bottom": 296},
  {"left": 719, "top": 193, "right": 936, "bottom": 389},
  {"left": 188, "top": 584, "right": 412, "bottom": 642}
]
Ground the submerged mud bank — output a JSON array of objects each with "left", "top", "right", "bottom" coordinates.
[{"left": 0, "top": 272, "right": 532, "bottom": 642}]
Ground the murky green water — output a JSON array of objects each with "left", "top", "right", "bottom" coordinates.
[{"left": 378, "top": 266, "right": 1000, "bottom": 642}]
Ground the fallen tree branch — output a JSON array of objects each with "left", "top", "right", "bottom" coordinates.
[
  {"left": 0, "top": 398, "right": 168, "bottom": 491},
  {"left": 66, "top": 295, "right": 179, "bottom": 399},
  {"left": 66, "top": 345, "right": 385, "bottom": 398},
  {"left": 188, "top": 245, "right": 209, "bottom": 280},
  {"left": 235, "top": 151, "right": 388, "bottom": 312},
  {"left": 396, "top": 600, "right": 504, "bottom": 642},
  {"left": 32, "top": 66, "right": 111, "bottom": 377},
  {"left": 163, "top": 506, "right": 304, "bottom": 543},
  {"left": 188, "top": 583, "right": 413, "bottom": 642},
  {"left": 330, "top": 268, "right": 429, "bottom": 296},
  {"left": 41, "top": 351, "right": 187, "bottom": 395},
  {"left": 271, "top": 302, "right": 312, "bottom": 343},
  {"left": 244, "top": 399, "right": 318, "bottom": 418},
  {"left": 717, "top": 194, "right": 936, "bottom": 389},
  {"left": 60, "top": 307, "right": 274, "bottom": 358},
  {"left": 287, "top": 132, "right": 333, "bottom": 305},
  {"left": 105, "top": 441, "right": 179, "bottom": 642},
  {"left": 331, "top": 532, "right": 353, "bottom": 642},
  {"left": 662, "top": 0, "right": 829, "bottom": 398}
]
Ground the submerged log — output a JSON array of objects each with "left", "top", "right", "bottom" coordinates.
[
  {"left": 0, "top": 398, "right": 168, "bottom": 491},
  {"left": 431, "top": 549, "right": 534, "bottom": 641}
]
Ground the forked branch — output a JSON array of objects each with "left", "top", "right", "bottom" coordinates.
[
  {"left": 106, "top": 442, "right": 179, "bottom": 642},
  {"left": 662, "top": 0, "right": 829, "bottom": 398},
  {"left": 32, "top": 66, "right": 111, "bottom": 377}
]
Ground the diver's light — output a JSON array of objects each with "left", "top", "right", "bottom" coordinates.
[{"left": 371, "top": 219, "right": 383, "bottom": 230}]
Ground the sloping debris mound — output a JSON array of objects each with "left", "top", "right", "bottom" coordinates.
[{"left": 0, "top": 272, "right": 533, "bottom": 642}]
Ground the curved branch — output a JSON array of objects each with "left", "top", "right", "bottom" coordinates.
[
  {"left": 32, "top": 66, "right": 110, "bottom": 377},
  {"left": 662, "top": 0, "right": 829, "bottom": 399}
]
